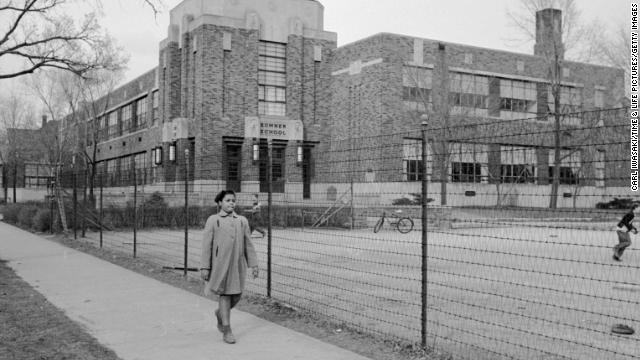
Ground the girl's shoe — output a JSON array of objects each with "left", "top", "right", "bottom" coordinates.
[
  {"left": 215, "top": 310, "right": 223, "bottom": 333},
  {"left": 222, "top": 325, "right": 236, "bottom": 344}
]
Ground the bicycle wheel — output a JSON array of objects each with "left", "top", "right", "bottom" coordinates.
[
  {"left": 396, "top": 217, "right": 414, "bottom": 233},
  {"left": 373, "top": 218, "right": 384, "bottom": 233}
]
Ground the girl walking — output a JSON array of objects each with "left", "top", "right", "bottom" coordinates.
[{"left": 201, "top": 190, "right": 259, "bottom": 344}]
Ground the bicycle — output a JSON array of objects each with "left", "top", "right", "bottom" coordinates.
[{"left": 373, "top": 210, "right": 414, "bottom": 233}]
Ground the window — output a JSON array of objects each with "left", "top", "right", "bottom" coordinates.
[
  {"left": 594, "top": 89, "right": 605, "bottom": 126},
  {"left": 402, "top": 66, "right": 432, "bottom": 113},
  {"left": 259, "top": 42, "right": 286, "bottom": 116},
  {"left": 595, "top": 150, "right": 605, "bottom": 187},
  {"left": 133, "top": 152, "right": 146, "bottom": 185},
  {"left": 547, "top": 85, "right": 582, "bottom": 125},
  {"left": 403, "top": 138, "right": 431, "bottom": 181},
  {"left": 98, "top": 115, "right": 108, "bottom": 141},
  {"left": 449, "top": 73, "right": 489, "bottom": 116},
  {"left": 120, "top": 155, "right": 132, "bottom": 185},
  {"left": 121, "top": 104, "right": 132, "bottom": 133},
  {"left": 450, "top": 142, "right": 487, "bottom": 183},
  {"left": 108, "top": 110, "right": 119, "bottom": 138},
  {"left": 548, "top": 149, "right": 581, "bottom": 185},
  {"left": 594, "top": 89, "right": 604, "bottom": 109},
  {"left": 226, "top": 144, "right": 242, "bottom": 192},
  {"left": 24, "top": 164, "right": 53, "bottom": 188},
  {"left": 302, "top": 147, "right": 312, "bottom": 199},
  {"left": 499, "top": 79, "right": 536, "bottom": 119},
  {"left": 452, "top": 162, "right": 481, "bottom": 183},
  {"left": 86, "top": 119, "right": 95, "bottom": 147},
  {"left": 136, "top": 97, "right": 148, "bottom": 130},
  {"left": 259, "top": 145, "right": 285, "bottom": 193},
  {"left": 106, "top": 158, "right": 118, "bottom": 186},
  {"left": 500, "top": 146, "right": 536, "bottom": 183},
  {"left": 152, "top": 91, "right": 159, "bottom": 126}
]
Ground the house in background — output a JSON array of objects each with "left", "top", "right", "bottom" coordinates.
[{"left": 3, "top": 116, "right": 59, "bottom": 202}]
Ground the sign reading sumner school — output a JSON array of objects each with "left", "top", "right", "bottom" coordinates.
[{"left": 244, "top": 116, "right": 303, "bottom": 141}]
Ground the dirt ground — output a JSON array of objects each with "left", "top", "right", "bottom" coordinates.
[{"left": 0, "top": 259, "right": 122, "bottom": 360}]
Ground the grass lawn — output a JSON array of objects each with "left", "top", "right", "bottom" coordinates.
[{"left": 0, "top": 259, "right": 122, "bottom": 360}]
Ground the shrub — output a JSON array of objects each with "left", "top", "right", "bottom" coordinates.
[
  {"left": 1, "top": 203, "right": 22, "bottom": 224},
  {"left": 17, "top": 205, "right": 39, "bottom": 228},
  {"left": 32, "top": 209, "right": 51, "bottom": 232}
]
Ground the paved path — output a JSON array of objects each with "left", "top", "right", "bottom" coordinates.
[{"left": 0, "top": 222, "right": 371, "bottom": 360}]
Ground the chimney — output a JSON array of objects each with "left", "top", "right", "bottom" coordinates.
[
  {"left": 41, "top": 115, "right": 47, "bottom": 128},
  {"left": 534, "top": 8, "right": 564, "bottom": 60}
]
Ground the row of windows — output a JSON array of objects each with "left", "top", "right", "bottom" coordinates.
[
  {"left": 404, "top": 159, "right": 580, "bottom": 185},
  {"left": 402, "top": 67, "right": 589, "bottom": 117},
  {"left": 87, "top": 91, "right": 159, "bottom": 146},
  {"left": 499, "top": 97, "right": 536, "bottom": 113},
  {"left": 451, "top": 92, "right": 488, "bottom": 109},
  {"left": 258, "top": 41, "right": 287, "bottom": 117}
]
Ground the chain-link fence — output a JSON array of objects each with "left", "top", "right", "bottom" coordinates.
[{"left": 52, "top": 107, "right": 639, "bottom": 360}]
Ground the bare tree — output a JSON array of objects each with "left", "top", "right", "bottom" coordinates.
[
  {"left": 505, "top": 0, "right": 598, "bottom": 208},
  {"left": 78, "top": 68, "right": 123, "bottom": 201},
  {"left": 0, "top": 0, "right": 163, "bottom": 79},
  {"left": 401, "top": 46, "right": 486, "bottom": 206},
  {"left": 595, "top": 24, "right": 630, "bottom": 97},
  {"left": 0, "top": 91, "right": 36, "bottom": 202},
  {"left": 505, "top": 0, "right": 600, "bottom": 62}
]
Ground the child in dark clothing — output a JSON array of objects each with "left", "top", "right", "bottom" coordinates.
[
  {"left": 247, "top": 194, "right": 266, "bottom": 237},
  {"left": 613, "top": 204, "right": 639, "bottom": 261}
]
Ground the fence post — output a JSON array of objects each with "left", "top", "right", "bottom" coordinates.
[
  {"left": 184, "top": 148, "right": 189, "bottom": 277},
  {"left": 421, "top": 121, "right": 429, "bottom": 348},
  {"left": 82, "top": 167, "right": 87, "bottom": 238},
  {"left": 99, "top": 173, "right": 103, "bottom": 248},
  {"left": 49, "top": 194, "right": 54, "bottom": 234},
  {"left": 13, "top": 162, "right": 17, "bottom": 203},
  {"left": 73, "top": 167, "right": 77, "bottom": 240},
  {"left": 133, "top": 162, "right": 137, "bottom": 258},
  {"left": 267, "top": 139, "right": 273, "bottom": 298}
]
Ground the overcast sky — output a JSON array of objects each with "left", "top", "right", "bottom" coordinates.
[{"left": 0, "top": 0, "right": 630, "bottom": 99}]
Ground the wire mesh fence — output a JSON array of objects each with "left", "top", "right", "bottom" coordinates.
[{"left": 51, "top": 107, "right": 640, "bottom": 360}]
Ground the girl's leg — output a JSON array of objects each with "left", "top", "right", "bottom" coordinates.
[
  {"left": 230, "top": 294, "right": 242, "bottom": 309},
  {"left": 218, "top": 295, "right": 231, "bottom": 326}
]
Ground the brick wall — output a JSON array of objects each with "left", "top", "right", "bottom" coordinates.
[{"left": 329, "top": 33, "right": 628, "bottom": 187}]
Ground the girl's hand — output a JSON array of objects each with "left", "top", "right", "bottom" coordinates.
[
  {"left": 251, "top": 267, "right": 259, "bottom": 279},
  {"left": 201, "top": 269, "right": 210, "bottom": 281}
]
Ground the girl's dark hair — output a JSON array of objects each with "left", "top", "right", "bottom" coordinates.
[
  {"left": 632, "top": 204, "right": 639, "bottom": 211},
  {"left": 215, "top": 190, "right": 236, "bottom": 203}
]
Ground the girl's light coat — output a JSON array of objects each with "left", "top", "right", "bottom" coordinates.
[{"left": 200, "top": 212, "right": 258, "bottom": 295}]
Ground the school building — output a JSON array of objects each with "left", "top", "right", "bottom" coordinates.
[{"left": 66, "top": 0, "right": 628, "bottom": 208}]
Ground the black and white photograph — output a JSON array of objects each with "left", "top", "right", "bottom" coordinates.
[{"left": 0, "top": 0, "right": 636, "bottom": 359}]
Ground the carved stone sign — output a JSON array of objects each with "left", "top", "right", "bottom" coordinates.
[{"left": 245, "top": 116, "right": 303, "bottom": 141}]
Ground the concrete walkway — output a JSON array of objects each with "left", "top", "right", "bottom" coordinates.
[{"left": 0, "top": 222, "right": 371, "bottom": 360}]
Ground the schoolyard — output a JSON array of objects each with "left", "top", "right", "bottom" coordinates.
[{"left": 80, "top": 221, "right": 640, "bottom": 360}]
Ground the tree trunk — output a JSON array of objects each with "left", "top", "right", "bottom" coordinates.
[{"left": 55, "top": 166, "right": 69, "bottom": 233}]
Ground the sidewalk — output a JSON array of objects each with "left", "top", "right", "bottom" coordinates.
[{"left": 0, "top": 222, "right": 371, "bottom": 360}]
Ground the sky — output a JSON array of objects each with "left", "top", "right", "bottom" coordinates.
[
  {"left": 0, "top": 0, "right": 630, "bottom": 99},
  {"left": 98, "top": 0, "right": 628, "bottom": 85}
]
